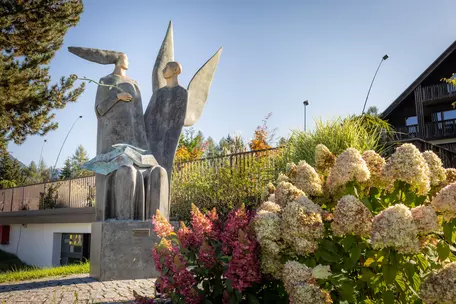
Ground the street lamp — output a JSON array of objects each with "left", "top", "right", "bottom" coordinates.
[
  {"left": 362, "top": 54, "right": 389, "bottom": 114},
  {"left": 39, "top": 139, "right": 47, "bottom": 165},
  {"left": 52, "top": 115, "right": 83, "bottom": 180},
  {"left": 303, "top": 100, "right": 310, "bottom": 132}
]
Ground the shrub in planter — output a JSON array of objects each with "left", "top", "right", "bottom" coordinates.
[{"left": 253, "top": 143, "right": 456, "bottom": 303}]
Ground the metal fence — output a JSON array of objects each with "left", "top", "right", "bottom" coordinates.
[
  {"left": 0, "top": 148, "right": 282, "bottom": 213},
  {"left": 0, "top": 175, "right": 95, "bottom": 212}
]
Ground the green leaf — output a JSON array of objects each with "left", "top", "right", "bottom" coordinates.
[
  {"left": 364, "top": 257, "right": 376, "bottom": 267},
  {"left": 226, "top": 279, "right": 233, "bottom": 293},
  {"left": 437, "top": 241, "right": 450, "bottom": 261},
  {"left": 383, "top": 290, "right": 395, "bottom": 304},
  {"left": 342, "top": 235, "right": 356, "bottom": 251},
  {"left": 361, "top": 198, "right": 373, "bottom": 211},
  {"left": 350, "top": 246, "right": 362, "bottom": 262},
  {"left": 339, "top": 282, "right": 355, "bottom": 301},
  {"left": 319, "top": 250, "right": 339, "bottom": 263},
  {"left": 443, "top": 221, "right": 455, "bottom": 243},
  {"left": 395, "top": 275, "right": 406, "bottom": 292},
  {"left": 411, "top": 273, "right": 421, "bottom": 292},
  {"left": 247, "top": 294, "right": 260, "bottom": 304},
  {"left": 383, "top": 264, "right": 397, "bottom": 285},
  {"left": 416, "top": 254, "right": 429, "bottom": 271},
  {"left": 360, "top": 268, "right": 375, "bottom": 282}
]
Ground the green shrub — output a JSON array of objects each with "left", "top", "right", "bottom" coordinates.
[
  {"left": 282, "top": 115, "right": 392, "bottom": 167},
  {"left": 171, "top": 151, "right": 282, "bottom": 221}
]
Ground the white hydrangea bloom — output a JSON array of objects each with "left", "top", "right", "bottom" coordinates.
[
  {"left": 295, "top": 196, "right": 324, "bottom": 215},
  {"left": 275, "top": 181, "right": 305, "bottom": 207},
  {"left": 326, "top": 148, "right": 370, "bottom": 193},
  {"left": 422, "top": 151, "right": 446, "bottom": 186},
  {"left": 261, "top": 252, "right": 283, "bottom": 279},
  {"left": 445, "top": 168, "right": 456, "bottom": 184},
  {"left": 315, "top": 144, "right": 336, "bottom": 175},
  {"left": 411, "top": 205, "right": 439, "bottom": 235},
  {"left": 254, "top": 212, "right": 281, "bottom": 255},
  {"left": 294, "top": 160, "right": 323, "bottom": 196},
  {"left": 277, "top": 173, "right": 290, "bottom": 183},
  {"left": 371, "top": 204, "right": 420, "bottom": 254},
  {"left": 312, "top": 264, "right": 331, "bottom": 280},
  {"left": 419, "top": 262, "right": 456, "bottom": 304},
  {"left": 382, "top": 143, "right": 430, "bottom": 195},
  {"left": 268, "top": 193, "right": 276, "bottom": 203},
  {"left": 261, "top": 182, "right": 276, "bottom": 202},
  {"left": 282, "top": 201, "right": 324, "bottom": 255},
  {"left": 257, "top": 201, "right": 281, "bottom": 214},
  {"left": 331, "top": 195, "right": 373, "bottom": 236},
  {"left": 431, "top": 182, "right": 456, "bottom": 221},
  {"left": 282, "top": 261, "right": 313, "bottom": 293},
  {"left": 290, "top": 284, "right": 333, "bottom": 304},
  {"left": 362, "top": 150, "right": 388, "bottom": 188}
]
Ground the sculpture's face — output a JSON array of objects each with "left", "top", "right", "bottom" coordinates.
[
  {"left": 118, "top": 55, "right": 129, "bottom": 70},
  {"left": 163, "top": 63, "right": 175, "bottom": 79}
]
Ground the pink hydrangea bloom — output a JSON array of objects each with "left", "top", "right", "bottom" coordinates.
[
  {"left": 199, "top": 240, "right": 217, "bottom": 268},
  {"left": 221, "top": 204, "right": 250, "bottom": 254},
  {"left": 152, "top": 210, "right": 174, "bottom": 238},
  {"left": 225, "top": 229, "right": 261, "bottom": 292},
  {"left": 191, "top": 204, "right": 214, "bottom": 246}
]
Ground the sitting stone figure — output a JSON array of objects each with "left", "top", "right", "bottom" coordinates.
[{"left": 68, "top": 47, "right": 169, "bottom": 221}]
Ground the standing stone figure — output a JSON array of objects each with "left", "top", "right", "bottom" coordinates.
[
  {"left": 144, "top": 22, "right": 222, "bottom": 185},
  {"left": 68, "top": 47, "right": 169, "bottom": 221}
]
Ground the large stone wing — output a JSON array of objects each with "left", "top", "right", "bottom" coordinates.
[
  {"left": 152, "top": 21, "right": 174, "bottom": 93},
  {"left": 185, "top": 47, "right": 223, "bottom": 126}
]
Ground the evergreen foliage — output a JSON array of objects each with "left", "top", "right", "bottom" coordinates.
[{"left": 0, "top": 0, "right": 85, "bottom": 151}]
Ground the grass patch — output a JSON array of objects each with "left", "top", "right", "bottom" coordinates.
[{"left": 0, "top": 261, "right": 90, "bottom": 283}]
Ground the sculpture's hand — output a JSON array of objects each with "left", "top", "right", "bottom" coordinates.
[{"left": 117, "top": 92, "right": 133, "bottom": 102}]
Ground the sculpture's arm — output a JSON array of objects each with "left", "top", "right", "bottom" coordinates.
[{"left": 96, "top": 92, "right": 120, "bottom": 116}]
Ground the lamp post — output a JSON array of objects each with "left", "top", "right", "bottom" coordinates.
[
  {"left": 303, "top": 100, "right": 310, "bottom": 132},
  {"left": 362, "top": 54, "right": 389, "bottom": 114},
  {"left": 52, "top": 115, "right": 83, "bottom": 180},
  {"left": 39, "top": 139, "right": 47, "bottom": 165}
]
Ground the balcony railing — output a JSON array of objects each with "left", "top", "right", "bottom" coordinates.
[
  {"left": 395, "top": 119, "right": 456, "bottom": 140},
  {"left": 420, "top": 83, "right": 456, "bottom": 103}
]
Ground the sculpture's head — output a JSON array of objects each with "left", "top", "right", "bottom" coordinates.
[
  {"left": 116, "top": 54, "right": 129, "bottom": 70},
  {"left": 163, "top": 61, "right": 182, "bottom": 79}
]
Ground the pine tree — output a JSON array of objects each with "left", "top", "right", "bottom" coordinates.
[
  {"left": 0, "top": 152, "right": 24, "bottom": 188},
  {"left": 71, "top": 145, "right": 91, "bottom": 177},
  {"left": 23, "top": 161, "right": 39, "bottom": 184},
  {"left": 60, "top": 158, "right": 73, "bottom": 179},
  {"left": 0, "top": 0, "right": 85, "bottom": 151},
  {"left": 38, "top": 159, "right": 51, "bottom": 183}
]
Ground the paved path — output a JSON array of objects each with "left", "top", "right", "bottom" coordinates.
[{"left": 0, "top": 274, "right": 156, "bottom": 303}]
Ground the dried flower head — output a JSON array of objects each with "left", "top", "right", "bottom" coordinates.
[
  {"left": 257, "top": 201, "right": 282, "bottom": 214},
  {"left": 445, "top": 168, "right": 456, "bottom": 184},
  {"left": 261, "top": 182, "right": 276, "bottom": 201},
  {"left": 282, "top": 261, "right": 313, "bottom": 293},
  {"left": 331, "top": 195, "right": 373, "bottom": 236},
  {"left": 290, "top": 284, "right": 333, "bottom": 304},
  {"left": 419, "top": 262, "right": 456, "bottom": 304},
  {"left": 326, "top": 148, "right": 370, "bottom": 193},
  {"left": 261, "top": 252, "right": 283, "bottom": 279},
  {"left": 254, "top": 211, "right": 281, "bottom": 255},
  {"left": 371, "top": 204, "right": 419, "bottom": 254},
  {"left": 315, "top": 144, "right": 336, "bottom": 175},
  {"left": 422, "top": 151, "right": 446, "bottom": 186},
  {"left": 362, "top": 150, "right": 388, "bottom": 188},
  {"left": 286, "top": 162, "right": 297, "bottom": 180},
  {"left": 411, "top": 205, "right": 439, "bottom": 235},
  {"left": 294, "top": 160, "right": 323, "bottom": 196},
  {"left": 431, "top": 182, "right": 456, "bottom": 221},
  {"left": 282, "top": 201, "right": 324, "bottom": 255},
  {"left": 382, "top": 143, "right": 430, "bottom": 195},
  {"left": 275, "top": 181, "right": 306, "bottom": 207},
  {"left": 277, "top": 173, "right": 290, "bottom": 183}
]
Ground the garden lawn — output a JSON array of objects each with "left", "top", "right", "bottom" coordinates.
[{"left": 0, "top": 250, "right": 89, "bottom": 283}]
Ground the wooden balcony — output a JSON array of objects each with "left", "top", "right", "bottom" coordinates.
[
  {"left": 395, "top": 119, "right": 456, "bottom": 140},
  {"left": 418, "top": 83, "right": 456, "bottom": 104}
]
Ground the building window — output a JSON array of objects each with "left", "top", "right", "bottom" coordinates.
[
  {"left": 60, "top": 233, "right": 90, "bottom": 265},
  {"left": 432, "top": 110, "right": 456, "bottom": 122},
  {"left": 405, "top": 116, "right": 418, "bottom": 126}
]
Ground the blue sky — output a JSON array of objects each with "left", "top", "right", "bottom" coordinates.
[{"left": 8, "top": 0, "right": 456, "bottom": 167}]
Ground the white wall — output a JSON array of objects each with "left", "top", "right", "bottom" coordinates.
[{"left": 0, "top": 223, "right": 91, "bottom": 267}]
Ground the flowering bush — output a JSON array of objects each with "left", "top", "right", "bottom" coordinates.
[
  {"left": 150, "top": 205, "right": 286, "bottom": 303},
  {"left": 253, "top": 143, "right": 456, "bottom": 303}
]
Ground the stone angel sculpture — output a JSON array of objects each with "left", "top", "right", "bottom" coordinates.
[
  {"left": 144, "top": 21, "right": 223, "bottom": 183},
  {"left": 68, "top": 47, "right": 169, "bottom": 222}
]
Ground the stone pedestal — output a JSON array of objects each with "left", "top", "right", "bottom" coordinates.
[{"left": 90, "top": 221, "right": 160, "bottom": 281}]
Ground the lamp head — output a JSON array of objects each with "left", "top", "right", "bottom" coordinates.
[
  {"left": 303, "top": 100, "right": 310, "bottom": 106},
  {"left": 383, "top": 54, "right": 389, "bottom": 60}
]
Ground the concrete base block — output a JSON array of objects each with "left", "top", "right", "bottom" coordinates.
[{"left": 90, "top": 221, "right": 160, "bottom": 281}]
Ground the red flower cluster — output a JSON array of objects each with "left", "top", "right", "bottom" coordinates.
[
  {"left": 152, "top": 239, "right": 200, "bottom": 304},
  {"left": 152, "top": 210, "right": 174, "bottom": 238},
  {"left": 225, "top": 229, "right": 261, "bottom": 292},
  {"left": 221, "top": 204, "right": 251, "bottom": 254},
  {"left": 199, "top": 240, "right": 217, "bottom": 268}
]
